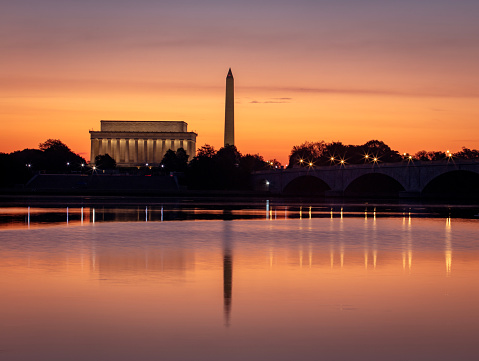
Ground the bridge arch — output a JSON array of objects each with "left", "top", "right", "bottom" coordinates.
[
  {"left": 422, "top": 170, "right": 479, "bottom": 198},
  {"left": 283, "top": 175, "right": 331, "bottom": 195},
  {"left": 344, "top": 173, "right": 405, "bottom": 197}
]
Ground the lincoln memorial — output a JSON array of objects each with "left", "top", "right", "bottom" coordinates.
[{"left": 90, "top": 120, "right": 197, "bottom": 167}]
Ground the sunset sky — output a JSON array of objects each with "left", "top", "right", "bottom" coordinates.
[{"left": 2, "top": 0, "right": 479, "bottom": 164}]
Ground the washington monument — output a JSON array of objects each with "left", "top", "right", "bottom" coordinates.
[{"left": 224, "top": 68, "right": 234, "bottom": 147}]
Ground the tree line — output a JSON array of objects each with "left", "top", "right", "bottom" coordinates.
[
  {"left": 94, "top": 144, "right": 275, "bottom": 189},
  {"left": 0, "top": 140, "right": 274, "bottom": 190},
  {"left": 2, "top": 138, "right": 478, "bottom": 190},
  {"left": 0, "top": 139, "right": 87, "bottom": 187},
  {"left": 288, "top": 140, "right": 479, "bottom": 167}
]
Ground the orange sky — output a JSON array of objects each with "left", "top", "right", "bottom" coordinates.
[{"left": 2, "top": 0, "right": 479, "bottom": 164}]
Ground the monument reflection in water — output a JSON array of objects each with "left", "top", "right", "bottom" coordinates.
[{"left": 1, "top": 205, "right": 479, "bottom": 361}]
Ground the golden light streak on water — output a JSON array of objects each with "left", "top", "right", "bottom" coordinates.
[
  {"left": 309, "top": 245, "right": 312, "bottom": 268},
  {"left": 373, "top": 250, "right": 377, "bottom": 270},
  {"left": 446, "top": 217, "right": 452, "bottom": 276},
  {"left": 299, "top": 247, "right": 303, "bottom": 268},
  {"left": 408, "top": 250, "right": 413, "bottom": 272}
]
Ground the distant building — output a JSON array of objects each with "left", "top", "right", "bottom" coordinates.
[{"left": 90, "top": 120, "right": 197, "bottom": 167}]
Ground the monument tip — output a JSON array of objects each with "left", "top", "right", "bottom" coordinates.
[{"left": 227, "top": 68, "right": 233, "bottom": 78}]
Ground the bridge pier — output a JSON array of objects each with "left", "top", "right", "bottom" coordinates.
[
  {"left": 399, "top": 191, "right": 421, "bottom": 199},
  {"left": 325, "top": 190, "right": 344, "bottom": 197}
]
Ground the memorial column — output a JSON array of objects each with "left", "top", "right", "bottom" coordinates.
[
  {"left": 153, "top": 140, "right": 157, "bottom": 163},
  {"left": 134, "top": 139, "right": 139, "bottom": 164},
  {"left": 116, "top": 139, "right": 121, "bottom": 163},
  {"left": 125, "top": 139, "right": 130, "bottom": 165},
  {"left": 143, "top": 139, "right": 148, "bottom": 164}
]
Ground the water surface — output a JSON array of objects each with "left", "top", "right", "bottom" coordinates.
[{"left": 1, "top": 204, "right": 479, "bottom": 360}]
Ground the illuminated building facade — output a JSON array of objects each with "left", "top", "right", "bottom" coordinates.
[{"left": 90, "top": 120, "right": 197, "bottom": 167}]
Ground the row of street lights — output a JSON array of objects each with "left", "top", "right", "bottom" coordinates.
[{"left": 297, "top": 149, "right": 454, "bottom": 168}]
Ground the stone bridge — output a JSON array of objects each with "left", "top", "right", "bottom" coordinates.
[{"left": 251, "top": 159, "right": 479, "bottom": 197}]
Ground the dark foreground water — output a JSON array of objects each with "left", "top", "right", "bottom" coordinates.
[{"left": 1, "top": 202, "right": 479, "bottom": 361}]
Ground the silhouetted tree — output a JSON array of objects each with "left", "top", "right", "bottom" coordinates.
[
  {"left": 95, "top": 154, "right": 116, "bottom": 169},
  {"left": 288, "top": 141, "right": 327, "bottom": 167},
  {"left": 215, "top": 145, "right": 242, "bottom": 188},
  {"left": 288, "top": 140, "right": 403, "bottom": 166},
  {"left": 187, "top": 144, "right": 266, "bottom": 190},
  {"left": 39, "top": 139, "right": 71, "bottom": 152},
  {"left": 0, "top": 150, "right": 40, "bottom": 187},
  {"left": 37, "top": 139, "right": 86, "bottom": 172},
  {"left": 414, "top": 150, "right": 446, "bottom": 161},
  {"left": 196, "top": 144, "right": 217, "bottom": 158},
  {"left": 240, "top": 154, "right": 269, "bottom": 173},
  {"left": 360, "top": 140, "right": 402, "bottom": 163},
  {"left": 187, "top": 145, "right": 219, "bottom": 189},
  {"left": 453, "top": 147, "right": 479, "bottom": 160},
  {"left": 0, "top": 140, "right": 86, "bottom": 187},
  {"left": 160, "top": 148, "right": 189, "bottom": 172}
]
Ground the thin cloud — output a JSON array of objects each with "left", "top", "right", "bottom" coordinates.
[
  {"left": 243, "top": 86, "right": 479, "bottom": 98},
  {"left": 250, "top": 97, "right": 292, "bottom": 104}
]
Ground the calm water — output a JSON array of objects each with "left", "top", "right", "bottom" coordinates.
[{"left": 1, "top": 203, "right": 479, "bottom": 361}]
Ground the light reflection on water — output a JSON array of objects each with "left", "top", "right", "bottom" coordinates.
[
  {"left": 1, "top": 206, "right": 479, "bottom": 360},
  {"left": 1, "top": 201, "right": 478, "bottom": 229}
]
